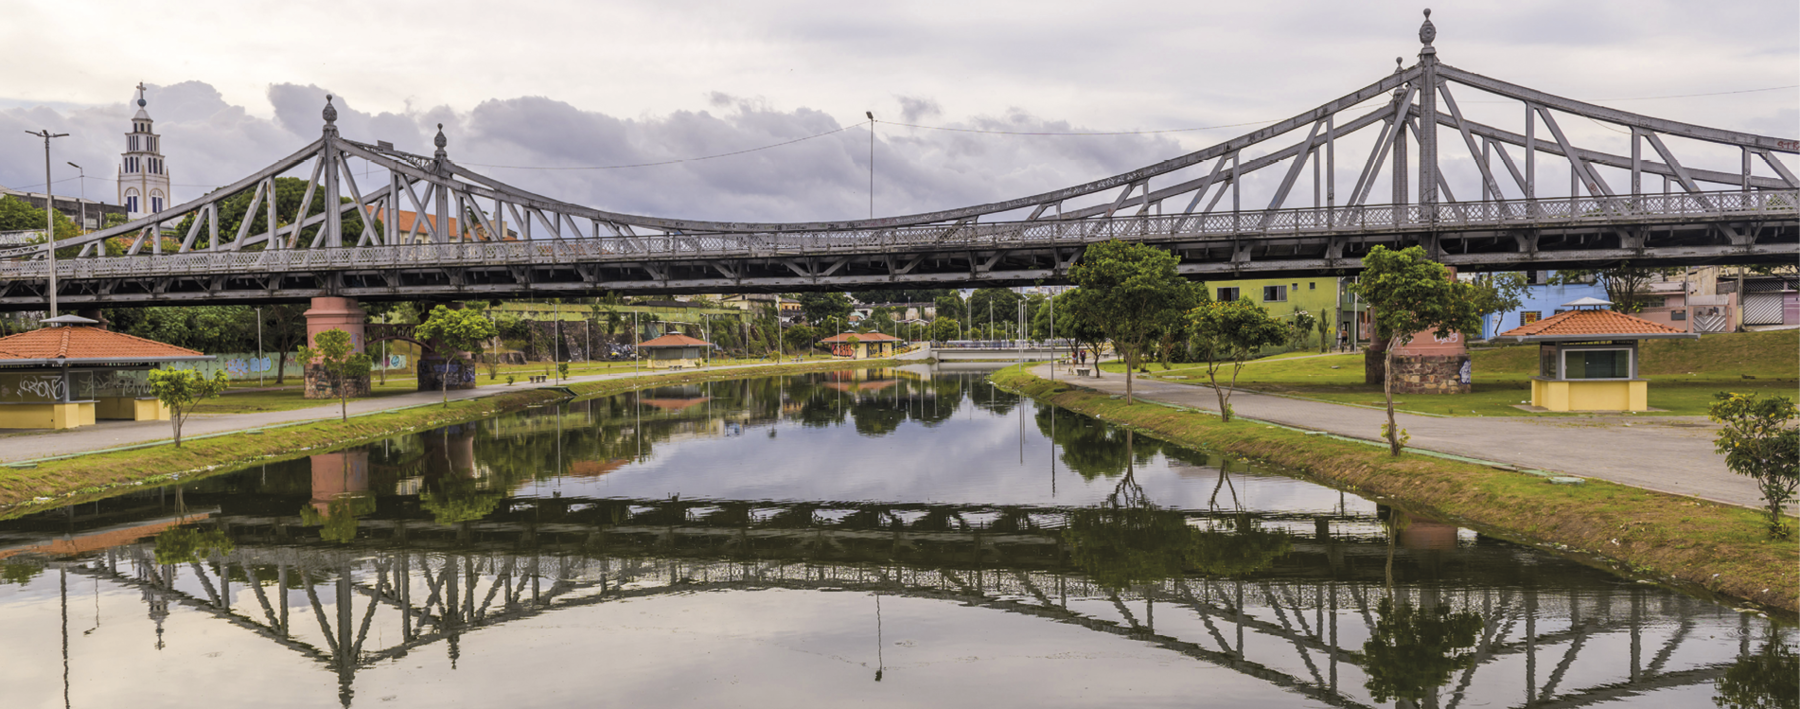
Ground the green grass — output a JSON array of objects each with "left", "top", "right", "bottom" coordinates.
[
  {"left": 1115, "top": 330, "right": 1798, "bottom": 417},
  {"left": 993, "top": 364, "right": 1799, "bottom": 615},
  {"left": 196, "top": 354, "right": 847, "bottom": 414}
]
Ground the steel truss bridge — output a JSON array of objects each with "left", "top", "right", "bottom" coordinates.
[
  {"left": 1, "top": 15, "right": 1794, "bottom": 310},
  {"left": 10, "top": 492, "right": 1779, "bottom": 709}
]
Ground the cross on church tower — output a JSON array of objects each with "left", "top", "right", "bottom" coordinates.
[{"left": 118, "top": 82, "right": 170, "bottom": 217}]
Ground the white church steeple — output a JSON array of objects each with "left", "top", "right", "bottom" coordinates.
[{"left": 118, "top": 83, "right": 171, "bottom": 218}]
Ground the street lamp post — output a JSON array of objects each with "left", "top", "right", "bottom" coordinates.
[
  {"left": 27, "top": 129, "right": 69, "bottom": 318},
  {"left": 866, "top": 112, "right": 875, "bottom": 219},
  {"left": 65, "top": 162, "right": 84, "bottom": 233}
]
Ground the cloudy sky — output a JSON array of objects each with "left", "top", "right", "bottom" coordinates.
[{"left": 2, "top": 0, "right": 1794, "bottom": 223}]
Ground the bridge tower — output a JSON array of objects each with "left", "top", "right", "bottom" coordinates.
[
  {"left": 117, "top": 83, "right": 171, "bottom": 219},
  {"left": 300, "top": 98, "right": 375, "bottom": 399}
]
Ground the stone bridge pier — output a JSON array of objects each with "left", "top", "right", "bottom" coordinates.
[{"left": 303, "top": 297, "right": 372, "bottom": 399}]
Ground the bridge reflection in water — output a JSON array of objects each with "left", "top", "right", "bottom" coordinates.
[{"left": 0, "top": 370, "right": 1791, "bottom": 708}]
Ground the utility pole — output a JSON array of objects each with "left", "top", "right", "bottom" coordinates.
[{"left": 27, "top": 129, "right": 69, "bottom": 318}]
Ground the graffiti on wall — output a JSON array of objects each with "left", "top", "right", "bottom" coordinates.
[{"left": 15, "top": 375, "right": 65, "bottom": 401}]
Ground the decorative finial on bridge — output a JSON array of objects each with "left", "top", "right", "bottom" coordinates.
[
  {"left": 323, "top": 95, "right": 338, "bottom": 125},
  {"left": 1419, "top": 9, "right": 1437, "bottom": 57},
  {"left": 434, "top": 123, "right": 448, "bottom": 161}
]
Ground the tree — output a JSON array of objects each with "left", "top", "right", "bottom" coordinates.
[
  {"left": 1549, "top": 266, "right": 1679, "bottom": 314},
  {"left": 1466, "top": 272, "right": 1528, "bottom": 338},
  {"left": 967, "top": 287, "right": 1024, "bottom": 335},
  {"left": 1052, "top": 289, "right": 1111, "bottom": 375},
  {"left": 782, "top": 323, "right": 818, "bottom": 355},
  {"left": 1316, "top": 308, "right": 1334, "bottom": 353},
  {"left": 796, "top": 292, "right": 853, "bottom": 327},
  {"left": 1351, "top": 246, "right": 1481, "bottom": 455},
  {"left": 850, "top": 288, "right": 951, "bottom": 304},
  {"left": 148, "top": 368, "right": 229, "bottom": 447},
  {"left": 929, "top": 317, "right": 960, "bottom": 343},
  {"left": 170, "top": 176, "right": 368, "bottom": 250},
  {"left": 1289, "top": 309, "right": 1317, "bottom": 351},
  {"left": 1066, "top": 240, "right": 1194, "bottom": 402},
  {"left": 1709, "top": 392, "right": 1799, "bottom": 538},
  {"left": 1188, "top": 300, "right": 1290, "bottom": 422},
  {"left": 0, "top": 195, "right": 79, "bottom": 241},
  {"left": 297, "top": 328, "right": 372, "bottom": 421},
  {"left": 414, "top": 305, "right": 497, "bottom": 406},
  {"left": 1152, "top": 281, "right": 1207, "bottom": 369},
  {"left": 933, "top": 293, "right": 967, "bottom": 322}
]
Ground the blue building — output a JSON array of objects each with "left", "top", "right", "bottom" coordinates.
[{"left": 1480, "top": 275, "right": 1610, "bottom": 340}]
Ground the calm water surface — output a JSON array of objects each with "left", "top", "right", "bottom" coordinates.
[{"left": 0, "top": 366, "right": 1792, "bottom": 708}]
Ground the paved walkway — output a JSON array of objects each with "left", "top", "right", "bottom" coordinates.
[
  {"left": 1031, "top": 363, "right": 1775, "bottom": 511},
  {"left": 0, "top": 358, "right": 858, "bottom": 465}
]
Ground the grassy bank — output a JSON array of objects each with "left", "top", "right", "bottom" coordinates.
[
  {"left": 0, "top": 359, "right": 894, "bottom": 519},
  {"left": 1109, "top": 330, "right": 1798, "bottom": 417},
  {"left": 992, "top": 364, "right": 1798, "bottom": 616},
  {"left": 197, "top": 354, "right": 845, "bottom": 414}
]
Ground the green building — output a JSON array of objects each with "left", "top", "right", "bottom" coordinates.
[{"left": 1202, "top": 276, "right": 1346, "bottom": 352}]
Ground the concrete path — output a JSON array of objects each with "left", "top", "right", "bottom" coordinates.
[
  {"left": 0, "top": 359, "right": 845, "bottom": 465},
  {"left": 1031, "top": 363, "right": 1777, "bottom": 512}
]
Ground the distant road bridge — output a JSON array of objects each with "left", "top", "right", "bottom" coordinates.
[{"left": 1, "top": 14, "right": 1793, "bottom": 311}]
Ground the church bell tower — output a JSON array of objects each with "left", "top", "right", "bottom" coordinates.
[{"left": 118, "top": 83, "right": 171, "bottom": 218}]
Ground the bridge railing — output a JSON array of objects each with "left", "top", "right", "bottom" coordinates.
[{"left": 1, "top": 190, "right": 1791, "bottom": 280}]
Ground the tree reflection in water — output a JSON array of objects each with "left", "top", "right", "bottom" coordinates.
[
  {"left": 1362, "top": 512, "right": 1485, "bottom": 707},
  {"left": 1063, "top": 428, "right": 1292, "bottom": 591},
  {"left": 299, "top": 496, "right": 375, "bottom": 544},
  {"left": 1715, "top": 639, "right": 1799, "bottom": 709}
]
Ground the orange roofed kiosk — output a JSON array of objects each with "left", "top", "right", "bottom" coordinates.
[
  {"left": 1494, "top": 298, "right": 1696, "bottom": 412},
  {"left": 637, "top": 333, "right": 711, "bottom": 369},
  {"left": 0, "top": 317, "right": 214, "bottom": 430},
  {"left": 819, "top": 332, "right": 902, "bottom": 360}
]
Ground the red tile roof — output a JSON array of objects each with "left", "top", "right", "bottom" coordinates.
[
  {"left": 1498, "top": 308, "right": 1688, "bottom": 339},
  {"left": 818, "top": 332, "right": 903, "bottom": 343},
  {"left": 638, "top": 333, "right": 711, "bottom": 348},
  {"left": 0, "top": 326, "right": 206, "bottom": 361}
]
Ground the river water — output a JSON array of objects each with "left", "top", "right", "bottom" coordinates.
[{"left": 0, "top": 366, "right": 1792, "bottom": 708}]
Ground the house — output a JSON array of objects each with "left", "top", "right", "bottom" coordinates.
[
  {"left": 819, "top": 332, "right": 903, "bottom": 359},
  {"left": 1479, "top": 273, "right": 1609, "bottom": 340},
  {"left": 636, "top": 333, "right": 711, "bottom": 369},
  {"left": 1494, "top": 297, "right": 1696, "bottom": 412}
]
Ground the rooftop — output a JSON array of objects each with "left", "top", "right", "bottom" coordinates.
[
  {"left": 638, "top": 333, "right": 711, "bottom": 348},
  {"left": 818, "top": 332, "right": 904, "bottom": 343},
  {"left": 1496, "top": 308, "right": 1694, "bottom": 342},
  {"left": 0, "top": 326, "right": 210, "bottom": 363}
]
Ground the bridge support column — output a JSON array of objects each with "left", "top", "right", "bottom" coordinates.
[
  {"left": 303, "top": 296, "right": 371, "bottom": 399},
  {"left": 417, "top": 303, "right": 479, "bottom": 393}
]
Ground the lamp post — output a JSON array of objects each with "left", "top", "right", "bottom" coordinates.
[
  {"left": 865, "top": 111, "right": 875, "bottom": 219},
  {"left": 27, "top": 129, "right": 69, "bottom": 318},
  {"left": 65, "top": 162, "right": 85, "bottom": 233}
]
